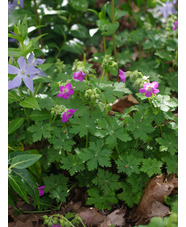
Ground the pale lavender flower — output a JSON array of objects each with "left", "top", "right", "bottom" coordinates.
[
  {"left": 38, "top": 186, "right": 45, "bottom": 197},
  {"left": 8, "top": 0, "right": 24, "bottom": 14},
  {"left": 73, "top": 71, "right": 86, "bottom": 81},
  {"left": 58, "top": 83, "right": 74, "bottom": 99},
  {"left": 8, "top": 56, "right": 40, "bottom": 92},
  {"left": 52, "top": 225, "right": 61, "bottom": 227},
  {"left": 172, "top": 20, "right": 178, "bottom": 30},
  {"left": 62, "top": 109, "right": 77, "bottom": 122},
  {"left": 139, "top": 82, "right": 159, "bottom": 97},
  {"left": 27, "top": 53, "right": 46, "bottom": 77},
  {"left": 160, "top": 0, "right": 177, "bottom": 19},
  {"left": 118, "top": 69, "right": 127, "bottom": 83}
]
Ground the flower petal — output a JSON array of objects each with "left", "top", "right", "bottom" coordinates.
[
  {"left": 62, "top": 112, "right": 69, "bottom": 122},
  {"left": 139, "top": 88, "right": 147, "bottom": 93},
  {"left": 23, "top": 76, "right": 34, "bottom": 92},
  {"left": 8, "top": 65, "right": 19, "bottom": 74},
  {"left": 151, "top": 81, "right": 159, "bottom": 89},
  {"left": 145, "top": 91, "right": 152, "bottom": 97},
  {"left": 153, "top": 89, "right": 159, "bottom": 94},
  {"left": 8, "top": 75, "right": 22, "bottom": 90},
  {"left": 17, "top": 57, "right": 26, "bottom": 69},
  {"left": 35, "top": 59, "right": 46, "bottom": 65},
  {"left": 27, "top": 53, "right": 34, "bottom": 64},
  {"left": 27, "top": 66, "right": 40, "bottom": 75},
  {"left": 57, "top": 93, "right": 63, "bottom": 98}
]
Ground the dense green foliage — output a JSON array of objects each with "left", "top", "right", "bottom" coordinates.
[{"left": 8, "top": 0, "right": 178, "bottom": 225}]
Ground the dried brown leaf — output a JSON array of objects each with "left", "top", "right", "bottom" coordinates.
[
  {"left": 107, "top": 209, "right": 126, "bottom": 226},
  {"left": 78, "top": 207, "right": 105, "bottom": 226},
  {"left": 112, "top": 94, "right": 139, "bottom": 114}
]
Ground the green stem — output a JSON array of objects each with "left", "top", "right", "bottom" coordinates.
[
  {"left": 34, "top": 83, "right": 42, "bottom": 97},
  {"left": 111, "top": 0, "right": 117, "bottom": 62},
  {"left": 100, "top": 69, "right": 105, "bottom": 83},
  {"left": 106, "top": 70, "right": 109, "bottom": 80},
  {"left": 148, "top": 98, "right": 155, "bottom": 113},
  {"left": 103, "top": 35, "right": 106, "bottom": 53},
  {"left": 86, "top": 131, "right": 89, "bottom": 148},
  {"left": 33, "top": 0, "right": 43, "bottom": 49}
]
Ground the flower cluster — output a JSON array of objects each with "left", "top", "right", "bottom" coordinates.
[
  {"left": 57, "top": 70, "right": 87, "bottom": 122},
  {"left": 8, "top": 53, "right": 46, "bottom": 92}
]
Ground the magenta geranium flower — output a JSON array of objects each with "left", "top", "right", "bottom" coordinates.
[
  {"left": 118, "top": 69, "right": 127, "bottom": 83},
  {"left": 73, "top": 71, "right": 86, "bottom": 81},
  {"left": 57, "top": 83, "right": 74, "bottom": 99},
  {"left": 139, "top": 82, "right": 159, "bottom": 97},
  {"left": 62, "top": 109, "right": 77, "bottom": 122},
  {"left": 172, "top": 20, "right": 178, "bottom": 30},
  {"left": 38, "top": 186, "right": 45, "bottom": 197}
]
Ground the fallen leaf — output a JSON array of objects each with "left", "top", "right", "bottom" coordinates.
[
  {"left": 129, "top": 174, "right": 177, "bottom": 225},
  {"left": 107, "top": 208, "right": 126, "bottom": 226},
  {"left": 78, "top": 207, "right": 105, "bottom": 226},
  {"left": 112, "top": 94, "right": 139, "bottom": 114}
]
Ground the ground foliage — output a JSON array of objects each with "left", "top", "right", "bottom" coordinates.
[{"left": 8, "top": 0, "right": 178, "bottom": 226}]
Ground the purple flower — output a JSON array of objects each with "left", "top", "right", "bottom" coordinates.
[
  {"left": 58, "top": 83, "right": 74, "bottom": 99},
  {"left": 172, "top": 20, "right": 178, "bottom": 30},
  {"left": 62, "top": 109, "right": 77, "bottom": 122},
  {"left": 8, "top": 57, "right": 40, "bottom": 92},
  {"left": 8, "top": 0, "right": 24, "bottom": 14},
  {"left": 139, "top": 82, "right": 159, "bottom": 97},
  {"left": 27, "top": 53, "right": 46, "bottom": 77},
  {"left": 52, "top": 225, "right": 61, "bottom": 227},
  {"left": 118, "top": 69, "right": 127, "bottom": 83},
  {"left": 73, "top": 71, "right": 86, "bottom": 81},
  {"left": 38, "top": 186, "right": 45, "bottom": 197},
  {"left": 160, "top": 0, "right": 177, "bottom": 19}
]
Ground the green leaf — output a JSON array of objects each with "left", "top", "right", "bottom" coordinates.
[
  {"left": 70, "top": 24, "right": 90, "bottom": 38},
  {"left": 8, "top": 118, "right": 24, "bottom": 135},
  {"left": 152, "top": 95, "right": 177, "bottom": 112},
  {"left": 49, "top": 128, "right": 75, "bottom": 151},
  {"left": 161, "top": 155, "right": 178, "bottom": 174},
  {"left": 61, "top": 153, "right": 85, "bottom": 176},
  {"left": 12, "top": 169, "right": 40, "bottom": 206},
  {"left": 8, "top": 174, "right": 29, "bottom": 203},
  {"left": 20, "top": 15, "right": 28, "bottom": 40},
  {"left": 8, "top": 90, "right": 20, "bottom": 104},
  {"left": 87, "top": 188, "right": 117, "bottom": 210},
  {"left": 69, "top": 0, "right": 88, "bottom": 11},
  {"left": 30, "top": 110, "right": 51, "bottom": 121},
  {"left": 11, "top": 154, "right": 42, "bottom": 169},
  {"left": 28, "top": 122, "right": 53, "bottom": 142},
  {"left": 116, "top": 154, "right": 141, "bottom": 176},
  {"left": 8, "top": 48, "right": 22, "bottom": 57},
  {"left": 62, "top": 40, "right": 84, "bottom": 54},
  {"left": 43, "top": 174, "right": 69, "bottom": 203},
  {"left": 92, "top": 169, "right": 120, "bottom": 194},
  {"left": 19, "top": 97, "right": 41, "bottom": 110},
  {"left": 126, "top": 112, "right": 154, "bottom": 141},
  {"left": 140, "top": 158, "right": 163, "bottom": 177},
  {"left": 118, "top": 182, "right": 142, "bottom": 208},
  {"left": 97, "top": 19, "right": 119, "bottom": 36},
  {"left": 156, "top": 132, "right": 178, "bottom": 155},
  {"left": 79, "top": 140, "right": 112, "bottom": 171}
]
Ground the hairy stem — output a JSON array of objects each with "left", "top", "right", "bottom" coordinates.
[
  {"left": 111, "top": 0, "right": 117, "bottom": 62},
  {"left": 33, "top": 0, "right": 43, "bottom": 49}
]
